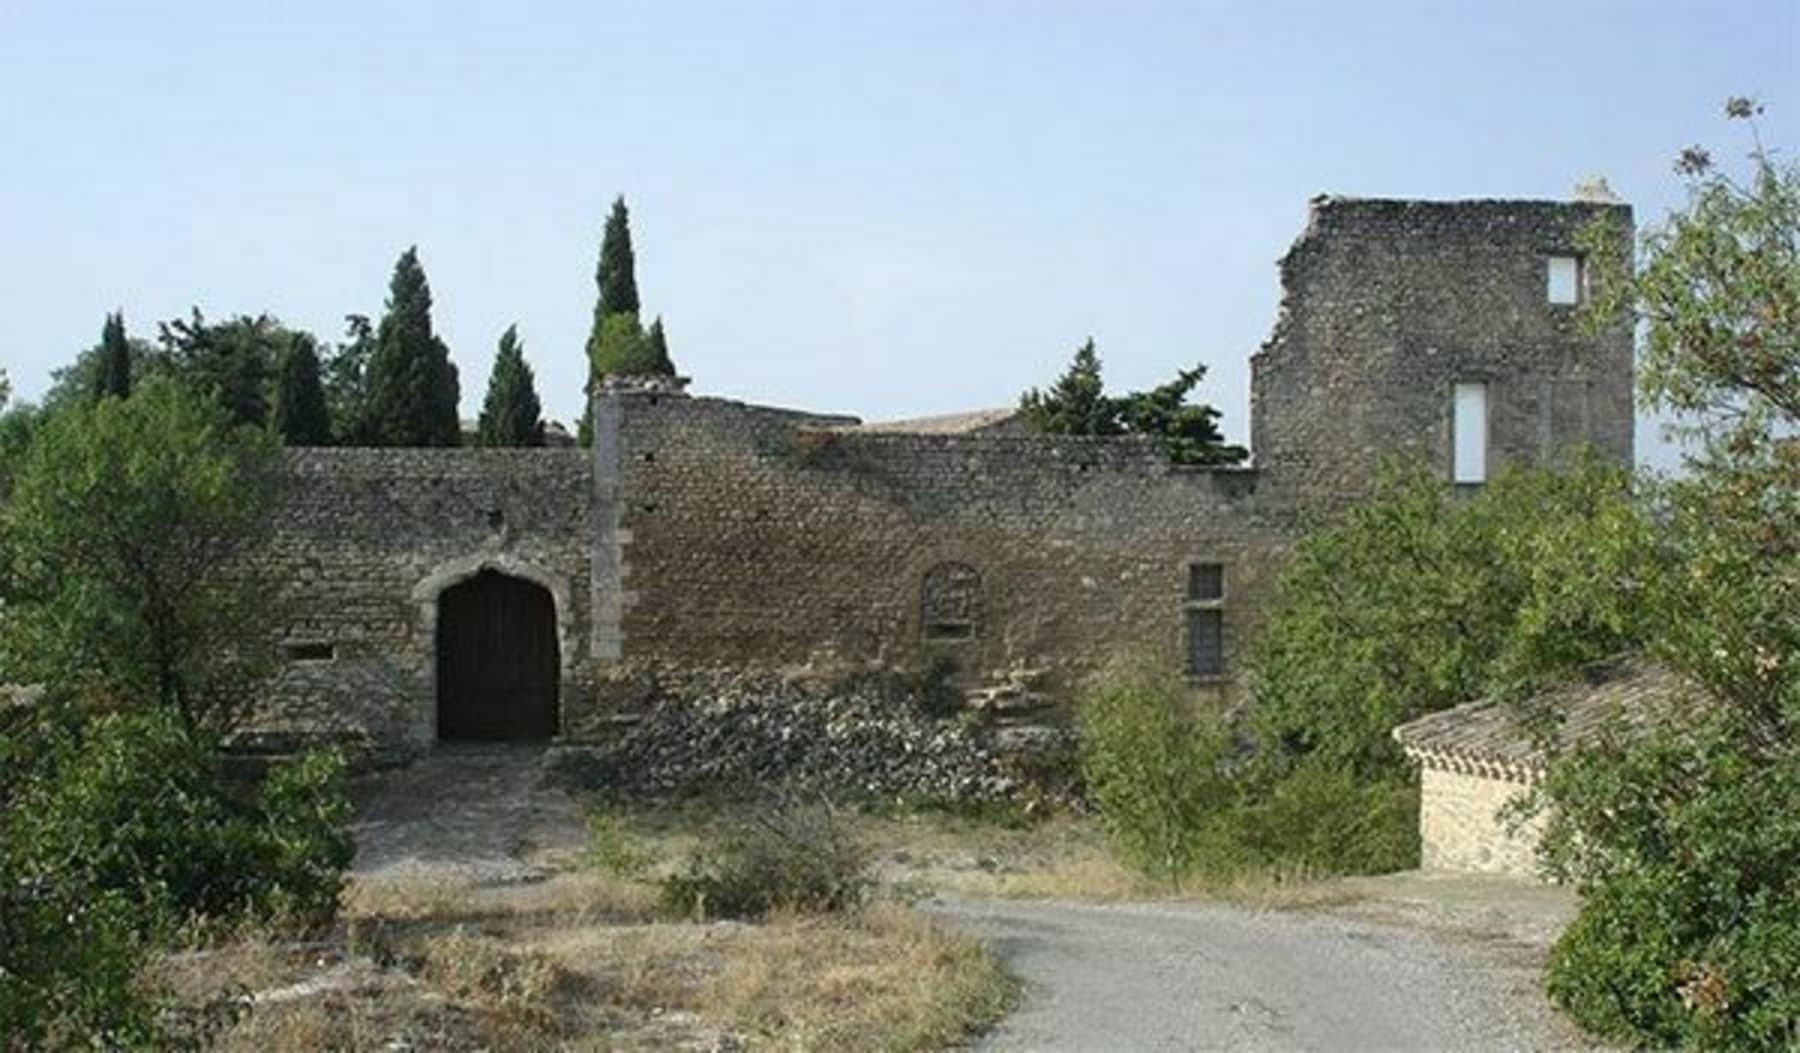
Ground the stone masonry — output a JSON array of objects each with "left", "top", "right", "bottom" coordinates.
[{"left": 252, "top": 194, "right": 1637, "bottom": 760}]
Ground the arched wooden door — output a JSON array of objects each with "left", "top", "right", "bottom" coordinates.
[{"left": 435, "top": 570, "right": 559, "bottom": 741}]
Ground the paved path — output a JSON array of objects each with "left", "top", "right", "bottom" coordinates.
[{"left": 930, "top": 895, "right": 1595, "bottom": 1052}]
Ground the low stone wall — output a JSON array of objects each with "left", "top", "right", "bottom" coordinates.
[{"left": 1417, "top": 765, "right": 1546, "bottom": 877}]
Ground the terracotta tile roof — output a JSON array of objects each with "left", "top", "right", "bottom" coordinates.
[
  {"left": 837, "top": 408, "right": 1023, "bottom": 435},
  {"left": 1392, "top": 657, "right": 1702, "bottom": 781}
]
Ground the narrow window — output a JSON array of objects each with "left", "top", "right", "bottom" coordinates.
[
  {"left": 1185, "top": 562, "right": 1226, "bottom": 677},
  {"left": 1452, "top": 382, "right": 1488, "bottom": 484},
  {"left": 1547, "top": 255, "right": 1582, "bottom": 305},
  {"left": 284, "top": 641, "right": 335, "bottom": 662}
]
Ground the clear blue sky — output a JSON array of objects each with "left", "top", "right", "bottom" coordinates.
[{"left": 3, "top": 2, "right": 1796, "bottom": 466}]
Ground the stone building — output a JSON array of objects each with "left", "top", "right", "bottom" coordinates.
[
  {"left": 1393, "top": 659, "right": 1692, "bottom": 877},
  {"left": 250, "top": 193, "right": 1637, "bottom": 760}
]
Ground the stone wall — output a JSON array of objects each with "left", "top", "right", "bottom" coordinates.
[
  {"left": 1417, "top": 765, "right": 1546, "bottom": 877},
  {"left": 252, "top": 194, "right": 1641, "bottom": 759},
  {"left": 585, "top": 391, "right": 1293, "bottom": 728},
  {"left": 1251, "top": 196, "right": 1635, "bottom": 508},
  {"left": 249, "top": 448, "right": 593, "bottom": 760}
]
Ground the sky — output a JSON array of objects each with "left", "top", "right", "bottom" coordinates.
[{"left": 2, "top": 1, "right": 1796, "bottom": 468}]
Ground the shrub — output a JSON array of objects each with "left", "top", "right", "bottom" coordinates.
[
  {"left": 0, "top": 700, "right": 351, "bottom": 1048},
  {"left": 1536, "top": 721, "right": 1800, "bottom": 1049},
  {"left": 586, "top": 813, "right": 661, "bottom": 881},
  {"left": 1076, "top": 661, "right": 1240, "bottom": 887},
  {"left": 661, "top": 797, "right": 871, "bottom": 919},
  {"left": 1232, "top": 762, "right": 1418, "bottom": 878}
]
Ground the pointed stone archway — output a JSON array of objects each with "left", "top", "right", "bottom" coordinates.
[
  {"left": 435, "top": 570, "right": 559, "bottom": 741},
  {"left": 412, "top": 553, "right": 575, "bottom": 743}
]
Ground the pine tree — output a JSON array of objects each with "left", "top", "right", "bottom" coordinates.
[
  {"left": 272, "top": 333, "right": 332, "bottom": 445},
  {"left": 596, "top": 196, "right": 640, "bottom": 317},
  {"left": 1020, "top": 338, "right": 1116, "bottom": 436},
  {"left": 364, "top": 247, "right": 461, "bottom": 446},
  {"left": 93, "top": 311, "right": 132, "bottom": 401},
  {"left": 477, "top": 325, "right": 543, "bottom": 447}
]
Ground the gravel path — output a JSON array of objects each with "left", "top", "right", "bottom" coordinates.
[{"left": 929, "top": 895, "right": 1595, "bottom": 1052}]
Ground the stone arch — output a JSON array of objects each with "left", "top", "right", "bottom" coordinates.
[{"left": 411, "top": 553, "right": 576, "bottom": 740}]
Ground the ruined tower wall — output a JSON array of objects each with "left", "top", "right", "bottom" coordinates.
[{"left": 1250, "top": 197, "right": 1635, "bottom": 506}]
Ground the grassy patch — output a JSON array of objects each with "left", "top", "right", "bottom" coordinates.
[{"left": 158, "top": 854, "right": 1013, "bottom": 1051}]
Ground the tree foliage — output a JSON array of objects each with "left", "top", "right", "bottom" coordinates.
[
  {"left": 272, "top": 332, "right": 332, "bottom": 445},
  {"left": 1534, "top": 101, "right": 1800, "bottom": 1049},
  {"left": 156, "top": 309, "right": 286, "bottom": 428},
  {"left": 584, "top": 197, "right": 678, "bottom": 384},
  {"left": 1246, "top": 456, "right": 1656, "bottom": 781},
  {"left": 363, "top": 247, "right": 461, "bottom": 446},
  {"left": 93, "top": 310, "right": 132, "bottom": 401},
  {"left": 0, "top": 377, "right": 283, "bottom": 734},
  {"left": 322, "top": 313, "right": 376, "bottom": 444},
  {"left": 596, "top": 195, "right": 641, "bottom": 318},
  {"left": 476, "top": 324, "right": 544, "bottom": 447},
  {"left": 1019, "top": 339, "right": 1247, "bottom": 466}
]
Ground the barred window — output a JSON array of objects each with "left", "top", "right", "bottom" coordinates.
[{"left": 1185, "top": 563, "right": 1226, "bottom": 677}]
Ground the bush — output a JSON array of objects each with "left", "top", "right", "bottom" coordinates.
[
  {"left": 4, "top": 705, "right": 352, "bottom": 932},
  {"left": 1232, "top": 762, "right": 1418, "bottom": 878},
  {"left": 1536, "top": 721, "right": 1800, "bottom": 1049},
  {"left": 0, "top": 700, "right": 351, "bottom": 1047},
  {"left": 1077, "top": 662, "right": 1240, "bottom": 887},
  {"left": 661, "top": 797, "right": 871, "bottom": 919}
]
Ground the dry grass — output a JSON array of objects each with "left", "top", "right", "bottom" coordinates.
[{"left": 157, "top": 843, "right": 1013, "bottom": 1052}]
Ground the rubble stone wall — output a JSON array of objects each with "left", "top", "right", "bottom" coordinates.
[
  {"left": 584, "top": 393, "right": 1293, "bottom": 730},
  {"left": 251, "top": 448, "right": 594, "bottom": 760}
]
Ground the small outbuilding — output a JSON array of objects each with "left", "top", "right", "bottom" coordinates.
[{"left": 1393, "top": 658, "right": 1692, "bottom": 878}]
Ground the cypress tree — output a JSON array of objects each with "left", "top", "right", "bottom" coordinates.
[
  {"left": 477, "top": 324, "right": 543, "bottom": 447},
  {"left": 93, "top": 311, "right": 132, "bottom": 401},
  {"left": 645, "top": 315, "right": 677, "bottom": 376},
  {"left": 364, "top": 247, "right": 461, "bottom": 446},
  {"left": 273, "top": 333, "right": 332, "bottom": 445},
  {"left": 596, "top": 196, "right": 640, "bottom": 317}
]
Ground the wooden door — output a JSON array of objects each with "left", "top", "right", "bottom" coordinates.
[{"left": 436, "top": 571, "right": 559, "bottom": 741}]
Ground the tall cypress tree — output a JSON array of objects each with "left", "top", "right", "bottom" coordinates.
[
  {"left": 364, "top": 248, "right": 461, "bottom": 446},
  {"left": 273, "top": 333, "right": 332, "bottom": 445},
  {"left": 596, "top": 196, "right": 640, "bottom": 317},
  {"left": 93, "top": 311, "right": 132, "bottom": 401},
  {"left": 477, "top": 325, "right": 543, "bottom": 447}
]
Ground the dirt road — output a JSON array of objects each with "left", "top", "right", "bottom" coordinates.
[{"left": 930, "top": 893, "right": 1594, "bottom": 1052}]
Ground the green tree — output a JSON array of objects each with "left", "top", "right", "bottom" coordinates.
[
  {"left": 363, "top": 247, "right": 461, "bottom": 446},
  {"left": 583, "top": 197, "right": 677, "bottom": 384},
  {"left": 272, "top": 332, "right": 332, "bottom": 445},
  {"left": 93, "top": 311, "right": 132, "bottom": 401},
  {"left": 1533, "top": 100, "right": 1800, "bottom": 1049},
  {"left": 587, "top": 310, "right": 665, "bottom": 379},
  {"left": 1020, "top": 338, "right": 1115, "bottom": 436},
  {"left": 156, "top": 309, "right": 287, "bottom": 428},
  {"left": 646, "top": 314, "right": 677, "bottom": 375},
  {"left": 1115, "top": 366, "right": 1249, "bottom": 466},
  {"left": 323, "top": 313, "right": 375, "bottom": 444},
  {"left": 476, "top": 324, "right": 544, "bottom": 447},
  {"left": 597, "top": 194, "right": 641, "bottom": 317},
  {"left": 1019, "top": 340, "right": 1248, "bottom": 465},
  {"left": 0, "top": 377, "right": 283, "bottom": 733},
  {"left": 1247, "top": 457, "right": 1655, "bottom": 781}
]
